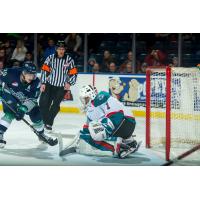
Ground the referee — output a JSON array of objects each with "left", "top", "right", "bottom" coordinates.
[{"left": 39, "top": 40, "right": 78, "bottom": 131}]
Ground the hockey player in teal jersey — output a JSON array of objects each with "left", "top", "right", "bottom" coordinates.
[{"left": 78, "top": 85, "right": 141, "bottom": 158}]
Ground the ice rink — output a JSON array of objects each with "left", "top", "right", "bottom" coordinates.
[{"left": 0, "top": 112, "right": 166, "bottom": 166}]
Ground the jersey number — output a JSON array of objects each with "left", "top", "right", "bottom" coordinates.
[{"left": 106, "top": 102, "right": 110, "bottom": 110}]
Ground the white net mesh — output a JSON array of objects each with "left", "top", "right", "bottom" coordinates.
[{"left": 149, "top": 67, "right": 200, "bottom": 161}]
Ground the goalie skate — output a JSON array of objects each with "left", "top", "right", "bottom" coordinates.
[{"left": 118, "top": 141, "right": 142, "bottom": 159}]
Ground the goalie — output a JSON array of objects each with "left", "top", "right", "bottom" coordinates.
[{"left": 77, "top": 85, "right": 141, "bottom": 159}]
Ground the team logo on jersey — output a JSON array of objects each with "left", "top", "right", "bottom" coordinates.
[
  {"left": 1, "top": 69, "right": 8, "bottom": 76},
  {"left": 25, "top": 85, "right": 31, "bottom": 92},
  {"left": 98, "top": 94, "right": 104, "bottom": 101},
  {"left": 12, "top": 82, "right": 18, "bottom": 87}
]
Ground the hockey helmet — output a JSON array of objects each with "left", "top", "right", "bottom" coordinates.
[
  {"left": 22, "top": 62, "right": 37, "bottom": 74},
  {"left": 80, "top": 85, "right": 98, "bottom": 100}
]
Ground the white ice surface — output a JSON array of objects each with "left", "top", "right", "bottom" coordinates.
[{"left": 0, "top": 112, "right": 165, "bottom": 166}]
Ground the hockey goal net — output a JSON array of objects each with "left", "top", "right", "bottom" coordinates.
[{"left": 146, "top": 66, "right": 200, "bottom": 162}]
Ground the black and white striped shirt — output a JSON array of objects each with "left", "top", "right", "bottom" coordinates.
[{"left": 41, "top": 53, "right": 77, "bottom": 87}]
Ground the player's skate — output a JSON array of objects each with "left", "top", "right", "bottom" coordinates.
[
  {"left": 44, "top": 124, "right": 53, "bottom": 134},
  {"left": 44, "top": 125, "right": 59, "bottom": 135},
  {"left": 0, "top": 134, "right": 6, "bottom": 148},
  {"left": 37, "top": 131, "right": 58, "bottom": 146}
]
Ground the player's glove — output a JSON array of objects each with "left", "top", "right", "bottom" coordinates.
[{"left": 15, "top": 105, "right": 28, "bottom": 121}]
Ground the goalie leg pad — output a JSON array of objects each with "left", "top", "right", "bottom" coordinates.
[
  {"left": 78, "top": 137, "right": 114, "bottom": 156},
  {"left": 80, "top": 130, "right": 114, "bottom": 152}
]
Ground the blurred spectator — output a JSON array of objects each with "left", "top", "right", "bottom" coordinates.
[
  {"left": 64, "top": 33, "right": 82, "bottom": 53},
  {"left": 24, "top": 52, "right": 33, "bottom": 63},
  {"left": 92, "top": 63, "right": 101, "bottom": 73},
  {"left": 2, "top": 40, "right": 13, "bottom": 64},
  {"left": 43, "top": 39, "right": 56, "bottom": 60},
  {"left": 137, "top": 62, "right": 148, "bottom": 74},
  {"left": 87, "top": 57, "right": 96, "bottom": 72},
  {"left": 0, "top": 48, "right": 6, "bottom": 65},
  {"left": 144, "top": 49, "right": 166, "bottom": 67},
  {"left": 37, "top": 42, "right": 44, "bottom": 66},
  {"left": 169, "top": 56, "right": 178, "bottom": 67},
  {"left": 11, "top": 40, "right": 27, "bottom": 62},
  {"left": 0, "top": 60, "right": 4, "bottom": 70},
  {"left": 101, "top": 50, "right": 115, "bottom": 72},
  {"left": 124, "top": 62, "right": 133, "bottom": 74},
  {"left": 119, "top": 51, "right": 133, "bottom": 72},
  {"left": 108, "top": 62, "right": 118, "bottom": 73}
]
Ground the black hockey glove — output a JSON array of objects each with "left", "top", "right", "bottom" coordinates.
[{"left": 15, "top": 105, "right": 28, "bottom": 121}]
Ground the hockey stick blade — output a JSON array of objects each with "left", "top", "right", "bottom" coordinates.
[
  {"left": 59, "top": 132, "right": 80, "bottom": 156},
  {"left": 59, "top": 146, "right": 77, "bottom": 156},
  {"left": 162, "top": 143, "right": 200, "bottom": 166}
]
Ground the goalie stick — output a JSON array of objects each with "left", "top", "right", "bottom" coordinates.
[
  {"left": 59, "top": 132, "right": 80, "bottom": 156},
  {"left": 0, "top": 83, "right": 58, "bottom": 146},
  {"left": 162, "top": 143, "right": 200, "bottom": 166}
]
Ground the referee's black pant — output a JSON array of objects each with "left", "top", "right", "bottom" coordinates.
[{"left": 39, "top": 83, "right": 65, "bottom": 126}]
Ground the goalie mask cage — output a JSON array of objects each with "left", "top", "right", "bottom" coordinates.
[{"left": 146, "top": 66, "right": 200, "bottom": 162}]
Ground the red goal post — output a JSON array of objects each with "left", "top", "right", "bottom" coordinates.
[{"left": 146, "top": 66, "right": 200, "bottom": 162}]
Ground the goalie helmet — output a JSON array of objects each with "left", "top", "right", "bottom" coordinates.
[
  {"left": 80, "top": 85, "right": 97, "bottom": 100},
  {"left": 79, "top": 85, "right": 98, "bottom": 108}
]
